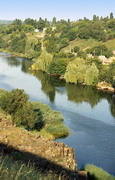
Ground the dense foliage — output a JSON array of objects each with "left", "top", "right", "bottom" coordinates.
[
  {"left": 0, "top": 13, "right": 115, "bottom": 86},
  {"left": 0, "top": 89, "right": 68, "bottom": 138},
  {"left": 0, "top": 89, "right": 42, "bottom": 129}
]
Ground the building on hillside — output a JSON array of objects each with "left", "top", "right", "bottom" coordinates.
[
  {"left": 34, "top": 29, "right": 39, "bottom": 33},
  {"left": 98, "top": 56, "right": 115, "bottom": 64}
]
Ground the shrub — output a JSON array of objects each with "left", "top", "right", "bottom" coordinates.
[
  {"left": 73, "top": 46, "right": 80, "bottom": 53},
  {"left": 0, "top": 89, "right": 42, "bottom": 129}
]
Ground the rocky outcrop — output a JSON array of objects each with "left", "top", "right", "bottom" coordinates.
[
  {"left": 96, "top": 82, "right": 114, "bottom": 93},
  {"left": 0, "top": 111, "right": 78, "bottom": 178}
]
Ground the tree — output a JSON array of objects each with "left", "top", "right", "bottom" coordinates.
[
  {"left": 73, "top": 46, "right": 80, "bottom": 53},
  {"left": 108, "top": 20, "right": 115, "bottom": 30},
  {"left": 25, "top": 37, "right": 41, "bottom": 59},
  {"left": 31, "top": 50, "right": 53, "bottom": 72},
  {"left": 21, "top": 24, "right": 35, "bottom": 32},
  {"left": 64, "top": 58, "right": 87, "bottom": 84},
  {"left": 93, "top": 15, "right": 97, "bottom": 21},
  {"left": 67, "top": 18, "right": 70, "bottom": 24},
  {"left": 59, "top": 38, "right": 69, "bottom": 50},
  {"left": 0, "top": 89, "right": 42, "bottom": 129},
  {"left": 12, "top": 19, "right": 22, "bottom": 25},
  {"left": 78, "top": 26, "right": 91, "bottom": 39},
  {"left": 10, "top": 32, "right": 27, "bottom": 53},
  {"left": 37, "top": 18, "right": 46, "bottom": 31},
  {"left": 48, "top": 58, "right": 67, "bottom": 75},
  {"left": 106, "top": 62, "right": 115, "bottom": 83},
  {"left": 87, "top": 45, "right": 112, "bottom": 58},
  {"left": 52, "top": 17, "right": 56, "bottom": 25},
  {"left": 24, "top": 18, "right": 37, "bottom": 28},
  {"left": 85, "top": 63, "right": 99, "bottom": 85},
  {"left": 110, "top": 12, "right": 114, "bottom": 19}
]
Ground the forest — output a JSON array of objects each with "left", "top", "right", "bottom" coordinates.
[{"left": 0, "top": 13, "right": 115, "bottom": 86}]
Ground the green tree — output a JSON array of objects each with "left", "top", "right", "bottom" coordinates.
[
  {"left": 108, "top": 20, "right": 115, "bottom": 30},
  {"left": 93, "top": 15, "right": 97, "bottom": 21},
  {"left": 48, "top": 58, "right": 67, "bottom": 75},
  {"left": 37, "top": 18, "right": 46, "bottom": 31},
  {"left": 32, "top": 50, "right": 53, "bottom": 72},
  {"left": 12, "top": 19, "right": 22, "bottom": 25},
  {"left": 64, "top": 58, "right": 87, "bottom": 84},
  {"left": 85, "top": 63, "right": 99, "bottom": 85},
  {"left": 59, "top": 38, "right": 69, "bottom": 50},
  {"left": 24, "top": 18, "right": 37, "bottom": 28},
  {"left": 25, "top": 37, "right": 41, "bottom": 59},
  {"left": 87, "top": 45, "right": 112, "bottom": 58},
  {"left": 0, "top": 89, "right": 42, "bottom": 129},
  {"left": 110, "top": 12, "right": 114, "bottom": 19},
  {"left": 10, "top": 32, "right": 27, "bottom": 53},
  {"left": 73, "top": 46, "right": 80, "bottom": 53},
  {"left": 52, "top": 17, "right": 56, "bottom": 25}
]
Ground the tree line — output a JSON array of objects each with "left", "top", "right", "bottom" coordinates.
[{"left": 0, "top": 13, "right": 115, "bottom": 86}]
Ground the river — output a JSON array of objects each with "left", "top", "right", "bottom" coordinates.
[{"left": 0, "top": 54, "right": 115, "bottom": 175}]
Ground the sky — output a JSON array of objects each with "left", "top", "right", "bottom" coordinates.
[{"left": 0, "top": 0, "right": 115, "bottom": 21}]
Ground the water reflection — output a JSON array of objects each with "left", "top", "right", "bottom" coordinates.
[
  {"left": 66, "top": 84, "right": 101, "bottom": 108},
  {"left": 33, "top": 71, "right": 65, "bottom": 102},
  {"left": 0, "top": 56, "right": 115, "bottom": 174},
  {"left": 110, "top": 95, "right": 115, "bottom": 117},
  {"left": 21, "top": 59, "right": 32, "bottom": 74},
  {"left": 31, "top": 71, "right": 114, "bottom": 114},
  {"left": 2, "top": 56, "right": 114, "bottom": 117},
  {"left": 6, "top": 57, "right": 21, "bottom": 67}
]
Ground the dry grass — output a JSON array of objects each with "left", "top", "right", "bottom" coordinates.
[{"left": 62, "top": 38, "right": 115, "bottom": 52}]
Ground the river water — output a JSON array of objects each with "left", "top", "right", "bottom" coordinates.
[{"left": 0, "top": 55, "right": 115, "bottom": 175}]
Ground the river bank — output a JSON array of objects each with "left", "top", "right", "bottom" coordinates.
[
  {"left": 0, "top": 52, "right": 115, "bottom": 176},
  {"left": 0, "top": 50, "right": 114, "bottom": 95},
  {"left": 0, "top": 49, "right": 26, "bottom": 58},
  {"left": 96, "top": 82, "right": 114, "bottom": 93},
  {"left": 0, "top": 109, "right": 78, "bottom": 179}
]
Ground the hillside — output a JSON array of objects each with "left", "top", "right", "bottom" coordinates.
[
  {"left": 0, "top": 14, "right": 115, "bottom": 87},
  {"left": 62, "top": 38, "right": 115, "bottom": 52}
]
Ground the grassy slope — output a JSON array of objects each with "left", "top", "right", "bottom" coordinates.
[
  {"left": 85, "top": 164, "right": 115, "bottom": 180},
  {"left": 0, "top": 155, "right": 59, "bottom": 180},
  {"left": 62, "top": 38, "right": 115, "bottom": 52}
]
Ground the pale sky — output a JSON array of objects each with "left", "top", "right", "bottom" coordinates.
[{"left": 0, "top": 0, "right": 115, "bottom": 21}]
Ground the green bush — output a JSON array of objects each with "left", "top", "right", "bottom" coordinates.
[
  {"left": 32, "top": 102, "right": 69, "bottom": 138},
  {"left": 0, "top": 89, "right": 42, "bottom": 129},
  {"left": 86, "top": 45, "right": 113, "bottom": 58},
  {"left": 73, "top": 46, "right": 80, "bottom": 53}
]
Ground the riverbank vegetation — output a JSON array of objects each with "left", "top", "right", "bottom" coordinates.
[
  {"left": 85, "top": 164, "right": 115, "bottom": 180},
  {"left": 0, "top": 13, "right": 115, "bottom": 86},
  {"left": 0, "top": 89, "right": 69, "bottom": 139}
]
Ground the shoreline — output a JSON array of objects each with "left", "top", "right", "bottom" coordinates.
[{"left": 0, "top": 49, "right": 114, "bottom": 95}]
